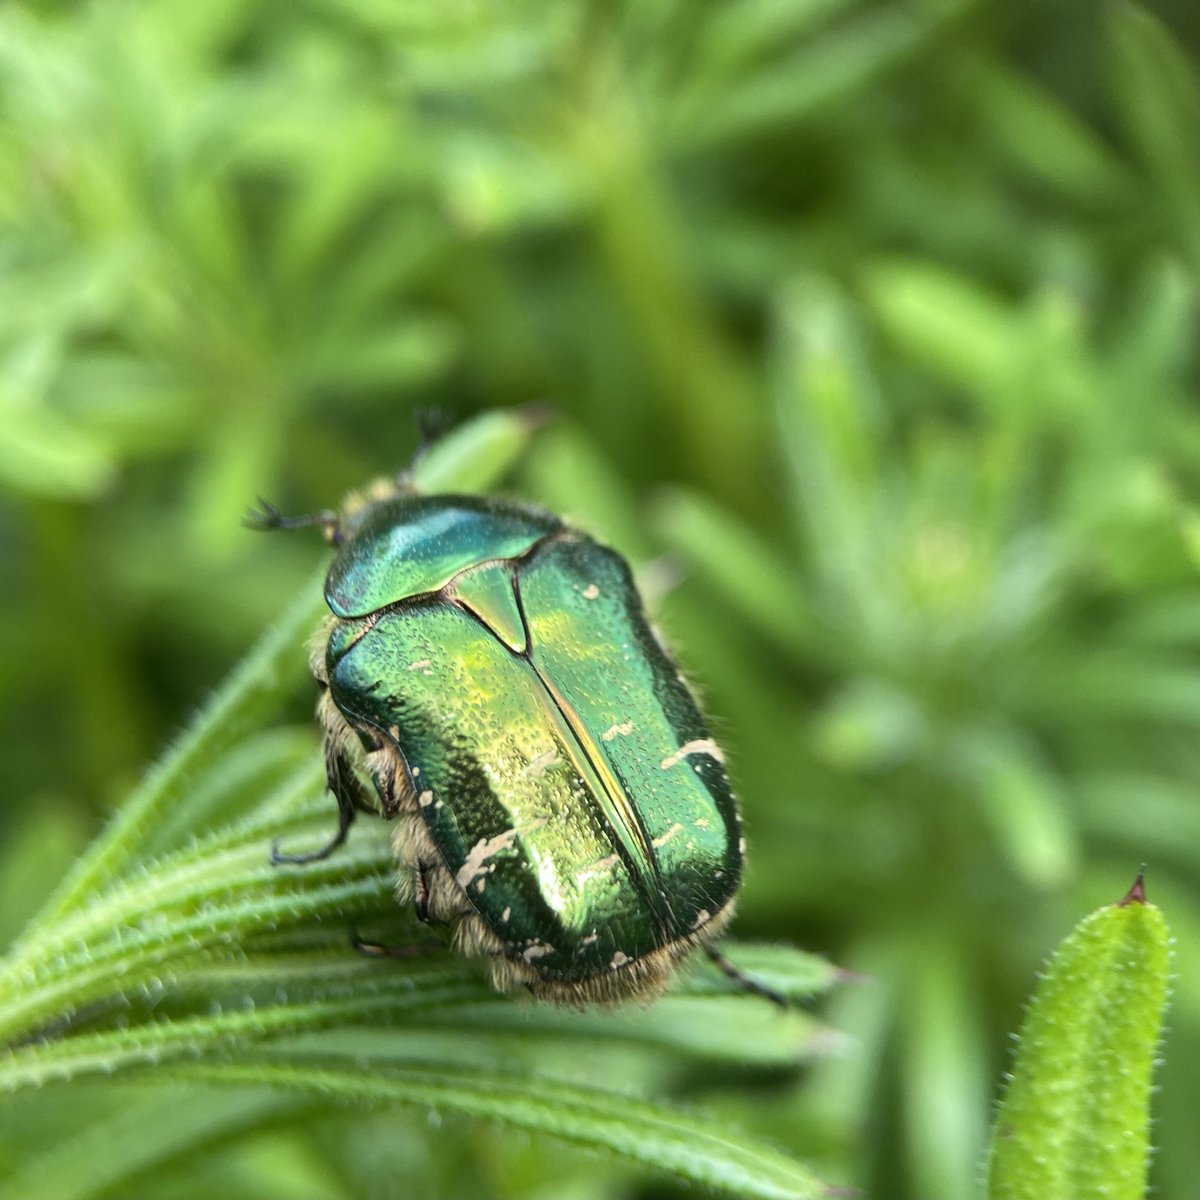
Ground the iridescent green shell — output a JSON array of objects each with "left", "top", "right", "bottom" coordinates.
[
  {"left": 326, "top": 494, "right": 560, "bottom": 618},
  {"left": 321, "top": 492, "right": 743, "bottom": 999}
]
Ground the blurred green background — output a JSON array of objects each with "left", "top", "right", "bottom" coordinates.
[{"left": 2, "top": 0, "right": 1199, "bottom": 1196}]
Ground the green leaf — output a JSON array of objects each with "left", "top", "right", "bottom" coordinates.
[
  {"left": 0, "top": 329, "right": 117, "bottom": 499},
  {"left": 0, "top": 407, "right": 833, "bottom": 1198},
  {"left": 670, "top": 6, "right": 950, "bottom": 148},
  {"left": 177, "top": 1060, "right": 830, "bottom": 1200},
  {"left": 862, "top": 259, "right": 1021, "bottom": 403},
  {"left": 0, "top": 1084, "right": 303, "bottom": 1200},
  {"left": 13, "top": 576, "right": 326, "bottom": 943},
  {"left": 901, "top": 937, "right": 988, "bottom": 1200},
  {"left": 957, "top": 729, "right": 1078, "bottom": 891},
  {"left": 653, "top": 486, "right": 824, "bottom": 662},
  {"left": 1108, "top": 2, "right": 1200, "bottom": 268},
  {"left": 965, "top": 55, "right": 1132, "bottom": 204},
  {"left": 986, "top": 873, "right": 1172, "bottom": 1200},
  {"left": 0, "top": 939, "right": 836, "bottom": 1092},
  {"left": 414, "top": 405, "right": 548, "bottom": 495}
]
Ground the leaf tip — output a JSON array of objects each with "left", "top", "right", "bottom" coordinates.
[
  {"left": 1117, "top": 865, "right": 1148, "bottom": 907},
  {"left": 832, "top": 964, "right": 874, "bottom": 986},
  {"left": 516, "top": 399, "right": 557, "bottom": 433}
]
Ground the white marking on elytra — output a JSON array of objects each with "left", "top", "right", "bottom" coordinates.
[
  {"left": 522, "top": 942, "right": 554, "bottom": 963},
  {"left": 609, "top": 950, "right": 630, "bottom": 969},
  {"left": 582, "top": 584, "right": 600, "bottom": 599},
  {"left": 601, "top": 721, "right": 634, "bottom": 741},
  {"left": 434, "top": 798, "right": 444, "bottom": 809},
  {"left": 418, "top": 790, "right": 434, "bottom": 808},
  {"left": 576, "top": 853, "right": 620, "bottom": 884},
  {"left": 660, "top": 738, "right": 725, "bottom": 770},
  {"left": 652, "top": 822, "right": 684, "bottom": 849},
  {"left": 738, "top": 836, "right": 746, "bottom": 855},
  {"left": 455, "top": 819, "right": 547, "bottom": 890},
  {"left": 407, "top": 659, "right": 432, "bottom": 671},
  {"left": 522, "top": 748, "right": 560, "bottom": 778},
  {"left": 581, "top": 931, "right": 599, "bottom": 946},
  {"left": 501, "top": 906, "right": 512, "bottom": 922},
  {"left": 692, "top": 908, "right": 711, "bottom": 930},
  {"left": 412, "top": 766, "right": 420, "bottom": 777},
  {"left": 476, "top": 878, "right": 486, "bottom": 893},
  {"left": 694, "top": 817, "right": 711, "bottom": 830}
]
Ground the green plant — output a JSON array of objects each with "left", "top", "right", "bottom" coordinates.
[
  {"left": 0, "top": 415, "right": 838, "bottom": 1200},
  {"left": 2, "top": 0, "right": 1199, "bottom": 1195},
  {"left": 987, "top": 873, "right": 1171, "bottom": 1200}
]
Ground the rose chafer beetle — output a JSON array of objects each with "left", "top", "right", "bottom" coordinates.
[{"left": 252, "top": 454, "right": 771, "bottom": 1006}]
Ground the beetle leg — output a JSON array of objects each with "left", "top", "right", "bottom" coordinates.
[
  {"left": 349, "top": 928, "right": 444, "bottom": 958},
  {"left": 271, "top": 743, "right": 371, "bottom": 866},
  {"left": 413, "top": 862, "right": 431, "bottom": 922},
  {"left": 270, "top": 798, "right": 352, "bottom": 866},
  {"left": 371, "top": 752, "right": 404, "bottom": 818},
  {"left": 244, "top": 498, "right": 344, "bottom": 546},
  {"left": 703, "top": 944, "right": 788, "bottom": 1009}
]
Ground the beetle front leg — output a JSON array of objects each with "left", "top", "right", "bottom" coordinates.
[{"left": 271, "top": 742, "right": 372, "bottom": 866}]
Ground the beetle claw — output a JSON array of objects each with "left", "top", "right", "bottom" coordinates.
[{"left": 270, "top": 827, "right": 349, "bottom": 866}]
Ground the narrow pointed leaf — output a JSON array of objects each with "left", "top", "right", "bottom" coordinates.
[{"left": 179, "top": 1060, "right": 830, "bottom": 1200}]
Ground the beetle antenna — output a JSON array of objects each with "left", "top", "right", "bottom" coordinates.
[{"left": 244, "top": 497, "right": 343, "bottom": 544}]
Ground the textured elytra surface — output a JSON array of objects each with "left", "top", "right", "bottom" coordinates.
[{"left": 326, "top": 516, "right": 741, "bottom": 984}]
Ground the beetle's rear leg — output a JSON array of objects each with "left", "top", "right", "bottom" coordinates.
[
  {"left": 350, "top": 929, "right": 445, "bottom": 958},
  {"left": 704, "top": 944, "right": 788, "bottom": 1009},
  {"left": 347, "top": 865, "right": 442, "bottom": 958},
  {"left": 271, "top": 741, "right": 373, "bottom": 865}
]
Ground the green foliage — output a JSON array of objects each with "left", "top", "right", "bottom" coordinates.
[
  {"left": 0, "top": 416, "right": 837, "bottom": 1199},
  {"left": 987, "top": 875, "right": 1171, "bottom": 1200},
  {"left": 1, "top": 0, "right": 1199, "bottom": 1196}
]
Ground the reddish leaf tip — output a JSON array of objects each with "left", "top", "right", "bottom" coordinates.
[
  {"left": 832, "top": 965, "right": 874, "bottom": 986},
  {"left": 1117, "top": 866, "right": 1148, "bottom": 907}
]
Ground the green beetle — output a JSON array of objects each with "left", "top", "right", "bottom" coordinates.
[{"left": 253, "top": 470, "right": 766, "bottom": 1006}]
